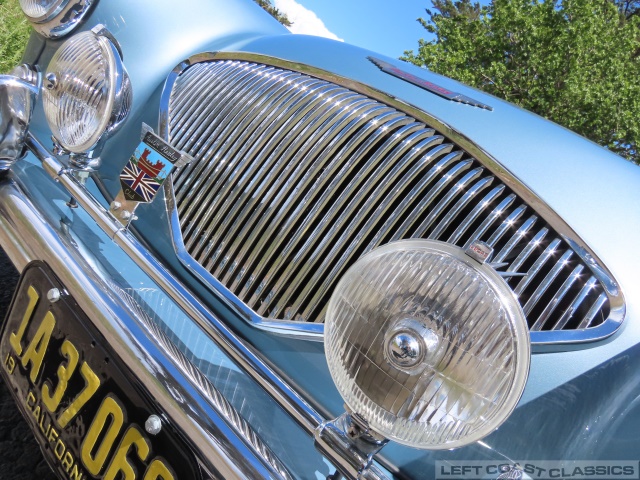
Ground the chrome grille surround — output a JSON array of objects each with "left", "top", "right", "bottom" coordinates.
[{"left": 159, "top": 53, "right": 625, "bottom": 346}]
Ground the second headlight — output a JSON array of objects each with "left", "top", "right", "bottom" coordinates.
[{"left": 43, "top": 26, "right": 131, "bottom": 155}]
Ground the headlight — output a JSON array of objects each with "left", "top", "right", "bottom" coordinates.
[
  {"left": 43, "top": 27, "right": 131, "bottom": 155},
  {"left": 19, "top": 0, "right": 59, "bottom": 19},
  {"left": 325, "top": 240, "right": 530, "bottom": 449},
  {"left": 19, "top": 0, "right": 97, "bottom": 38}
]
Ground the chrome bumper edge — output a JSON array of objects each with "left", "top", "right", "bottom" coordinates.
[{"left": 0, "top": 174, "right": 289, "bottom": 480}]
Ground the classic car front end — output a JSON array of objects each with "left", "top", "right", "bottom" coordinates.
[{"left": 1, "top": 0, "right": 640, "bottom": 479}]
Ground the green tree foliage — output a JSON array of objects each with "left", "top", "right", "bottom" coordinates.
[
  {"left": 402, "top": 0, "right": 640, "bottom": 164},
  {"left": 253, "top": 0, "right": 292, "bottom": 27}
]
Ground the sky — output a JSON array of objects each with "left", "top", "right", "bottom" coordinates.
[{"left": 271, "top": 0, "right": 433, "bottom": 59}]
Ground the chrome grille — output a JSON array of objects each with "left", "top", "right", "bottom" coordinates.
[{"left": 167, "top": 59, "right": 612, "bottom": 333}]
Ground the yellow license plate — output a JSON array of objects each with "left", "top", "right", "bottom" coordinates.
[{"left": 0, "top": 261, "right": 199, "bottom": 480}]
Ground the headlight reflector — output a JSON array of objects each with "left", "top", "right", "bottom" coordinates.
[
  {"left": 43, "top": 29, "right": 131, "bottom": 154},
  {"left": 325, "top": 240, "right": 530, "bottom": 449}
]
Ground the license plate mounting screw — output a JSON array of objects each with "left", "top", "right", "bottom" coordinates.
[
  {"left": 145, "top": 414, "right": 162, "bottom": 435},
  {"left": 47, "top": 288, "right": 61, "bottom": 303}
]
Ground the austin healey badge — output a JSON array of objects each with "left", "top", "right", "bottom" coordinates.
[
  {"left": 368, "top": 56, "right": 493, "bottom": 111},
  {"left": 111, "top": 124, "right": 192, "bottom": 225}
]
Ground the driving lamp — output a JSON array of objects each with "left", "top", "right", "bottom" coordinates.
[
  {"left": 20, "top": 0, "right": 97, "bottom": 38},
  {"left": 42, "top": 26, "right": 131, "bottom": 155},
  {"left": 324, "top": 240, "right": 530, "bottom": 450}
]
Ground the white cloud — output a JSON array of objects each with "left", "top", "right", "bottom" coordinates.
[{"left": 272, "top": 0, "right": 343, "bottom": 41}]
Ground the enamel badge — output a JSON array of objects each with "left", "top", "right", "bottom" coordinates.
[
  {"left": 121, "top": 130, "right": 182, "bottom": 203},
  {"left": 111, "top": 124, "right": 192, "bottom": 225}
]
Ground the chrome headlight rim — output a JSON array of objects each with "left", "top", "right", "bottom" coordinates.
[
  {"left": 325, "top": 239, "right": 531, "bottom": 450},
  {"left": 43, "top": 26, "right": 131, "bottom": 155},
  {"left": 20, "top": 0, "right": 97, "bottom": 39}
]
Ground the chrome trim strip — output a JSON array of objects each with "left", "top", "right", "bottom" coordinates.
[
  {"left": 0, "top": 175, "right": 286, "bottom": 479},
  {"left": 22, "top": 133, "right": 391, "bottom": 479},
  {"left": 158, "top": 53, "right": 625, "bottom": 347}
]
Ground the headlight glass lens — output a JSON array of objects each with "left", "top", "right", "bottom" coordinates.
[
  {"left": 19, "top": 0, "right": 63, "bottom": 20},
  {"left": 325, "top": 240, "right": 530, "bottom": 449},
  {"left": 43, "top": 31, "right": 118, "bottom": 153}
]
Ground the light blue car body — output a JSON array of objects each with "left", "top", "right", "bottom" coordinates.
[{"left": 3, "top": 0, "right": 640, "bottom": 478}]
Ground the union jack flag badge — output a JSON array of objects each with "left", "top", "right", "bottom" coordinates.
[{"left": 120, "top": 126, "right": 192, "bottom": 203}]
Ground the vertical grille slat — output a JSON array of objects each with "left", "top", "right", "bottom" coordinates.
[
  {"left": 463, "top": 194, "right": 517, "bottom": 248},
  {"left": 254, "top": 114, "right": 418, "bottom": 315},
  {"left": 271, "top": 131, "right": 446, "bottom": 319},
  {"left": 367, "top": 148, "right": 460, "bottom": 249},
  {"left": 531, "top": 264, "right": 584, "bottom": 331},
  {"left": 172, "top": 64, "right": 248, "bottom": 192},
  {"left": 428, "top": 176, "right": 494, "bottom": 240},
  {"left": 507, "top": 228, "right": 549, "bottom": 273},
  {"left": 176, "top": 64, "right": 277, "bottom": 161},
  {"left": 394, "top": 158, "right": 474, "bottom": 240},
  {"left": 446, "top": 185, "right": 505, "bottom": 244},
  {"left": 551, "top": 276, "right": 598, "bottom": 330},
  {"left": 170, "top": 62, "right": 244, "bottom": 147},
  {"left": 174, "top": 65, "right": 285, "bottom": 206},
  {"left": 514, "top": 238, "right": 562, "bottom": 295},
  {"left": 215, "top": 93, "right": 372, "bottom": 280},
  {"left": 234, "top": 104, "right": 400, "bottom": 297},
  {"left": 295, "top": 135, "right": 451, "bottom": 319},
  {"left": 412, "top": 167, "right": 484, "bottom": 238},
  {"left": 183, "top": 75, "right": 328, "bottom": 251},
  {"left": 579, "top": 292, "right": 608, "bottom": 328},
  {"left": 180, "top": 66, "right": 289, "bottom": 155},
  {"left": 265, "top": 124, "right": 437, "bottom": 318},
  {"left": 189, "top": 80, "right": 346, "bottom": 262},
  {"left": 241, "top": 111, "right": 412, "bottom": 299},
  {"left": 486, "top": 205, "right": 527, "bottom": 248},
  {"left": 493, "top": 215, "right": 537, "bottom": 264},
  {"left": 167, "top": 59, "right": 613, "bottom": 335},
  {"left": 224, "top": 99, "right": 389, "bottom": 289},
  {"left": 522, "top": 249, "right": 573, "bottom": 315}
]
